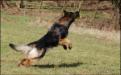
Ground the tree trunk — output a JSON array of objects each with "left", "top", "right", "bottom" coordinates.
[
  {"left": 1, "top": 0, "right": 9, "bottom": 8},
  {"left": 119, "top": 1, "right": 121, "bottom": 30},
  {"left": 20, "top": 0, "right": 25, "bottom": 8}
]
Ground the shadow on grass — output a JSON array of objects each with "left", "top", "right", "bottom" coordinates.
[{"left": 32, "top": 62, "right": 84, "bottom": 68}]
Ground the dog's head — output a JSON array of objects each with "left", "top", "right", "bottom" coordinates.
[{"left": 63, "top": 10, "right": 80, "bottom": 19}]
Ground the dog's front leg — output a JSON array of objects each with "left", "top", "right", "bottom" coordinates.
[{"left": 59, "top": 38, "right": 72, "bottom": 50}]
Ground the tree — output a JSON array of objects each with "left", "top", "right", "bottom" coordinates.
[
  {"left": 111, "top": 0, "right": 120, "bottom": 30},
  {"left": 20, "top": 0, "right": 25, "bottom": 8},
  {"left": 1, "top": 0, "right": 9, "bottom": 8}
]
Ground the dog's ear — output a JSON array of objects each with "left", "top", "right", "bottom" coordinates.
[
  {"left": 63, "top": 10, "right": 67, "bottom": 15},
  {"left": 75, "top": 11, "right": 80, "bottom": 18},
  {"left": 63, "top": 10, "right": 66, "bottom": 13}
]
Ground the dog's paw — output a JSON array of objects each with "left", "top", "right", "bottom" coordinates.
[
  {"left": 68, "top": 44, "right": 72, "bottom": 50},
  {"left": 63, "top": 45, "right": 67, "bottom": 50},
  {"left": 18, "top": 58, "right": 32, "bottom": 67}
]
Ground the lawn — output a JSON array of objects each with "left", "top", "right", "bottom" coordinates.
[{"left": 1, "top": 11, "right": 120, "bottom": 75}]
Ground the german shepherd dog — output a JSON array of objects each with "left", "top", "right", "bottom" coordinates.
[{"left": 9, "top": 10, "right": 80, "bottom": 67}]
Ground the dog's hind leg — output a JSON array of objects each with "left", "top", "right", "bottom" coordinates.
[
  {"left": 18, "top": 58, "right": 33, "bottom": 67},
  {"left": 59, "top": 38, "right": 72, "bottom": 50},
  {"left": 18, "top": 48, "right": 47, "bottom": 67},
  {"left": 32, "top": 48, "right": 47, "bottom": 59}
]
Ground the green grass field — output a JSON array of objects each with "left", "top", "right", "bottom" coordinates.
[{"left": 1, "top": 11, "right": 120, "bottom": 75}]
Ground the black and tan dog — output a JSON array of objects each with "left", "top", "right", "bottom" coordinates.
[{"left": 9, "top": 10, "right": 80, "bottom": 67}]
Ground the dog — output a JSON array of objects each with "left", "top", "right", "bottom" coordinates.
[{"left": 9, "top": 10, "right": 80, "bottom": 67}]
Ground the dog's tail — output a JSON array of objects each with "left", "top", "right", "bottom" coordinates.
[{"left": 9, "top": 43, "right": 32, "bottom": 54}]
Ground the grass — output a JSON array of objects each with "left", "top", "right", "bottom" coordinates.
[{"left": 1, "top": 11, "right": 120, "bottom": 75}]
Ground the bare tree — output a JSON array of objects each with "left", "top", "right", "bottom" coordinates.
[
  {"left": 1, "top": 0, "right": 9, "bottom": 8},
  {"left": 20, "top": 0, "right": 25, "bottom": 8}
]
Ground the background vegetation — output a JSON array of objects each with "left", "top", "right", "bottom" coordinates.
[{"left": 1, "top": 0, "right": 120, "bottom": 31}]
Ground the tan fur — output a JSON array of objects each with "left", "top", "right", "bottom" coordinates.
[
  {"left": 58, "top": 16, "right": 70, "bottom": 25},
  {"left": 59, "top": 38, "right": 72, "bottom": 49},
  {"left": 18, "top": 58, "right": 33, "bottom": 67}
]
